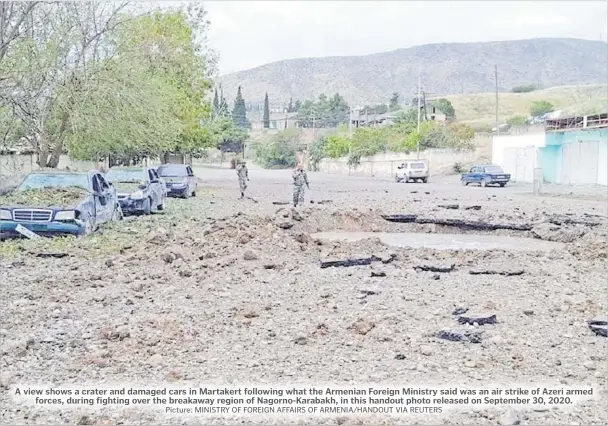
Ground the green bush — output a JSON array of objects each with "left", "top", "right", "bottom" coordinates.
[
  {"left": 254, "top": 128, "right": 302, "bottom": 169},
  {"left": 512, "top": 84, "right": 538, "bottom": 93}
]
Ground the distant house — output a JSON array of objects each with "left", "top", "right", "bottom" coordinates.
[
  {"left": 250, "top": 112, "right": 298, "bottom": 131},
  {"left": 351, "top": 111, "right": 401, "bottom": 128},
  {"left": 424, "top": 104, "right": 447, "bottom": 122}
]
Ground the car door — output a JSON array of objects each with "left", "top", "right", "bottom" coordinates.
[
  {"left": 153, "top": 169, "right": 167, "bottom": 198},
  {"left": 147, "top": 169, "right": 158, "bottom": 205},
  {"left": 91, "top": 175, "right": 106, "bottom": 224},
  {"left": 186, "top": 166, "right": 196, "bottom": 193},
  {"left": 469, "top": 167, "right": 480, "bottom": 183},
  {"left": 149, "top": 168, "right": 164, "bottom": 202},
  {"left": 96, "top": 174, "right": 113, "bottom": 223}
]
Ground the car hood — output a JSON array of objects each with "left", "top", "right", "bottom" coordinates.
[
  {"left": 0, "top": 187, "right": 89, "bottom": 209},
  {"left": 162, "top": 177, "right": 187, "bottom": 183}
]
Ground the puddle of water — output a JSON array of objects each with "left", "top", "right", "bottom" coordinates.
[{"left": 311, "top": 231, "right": 565, "bottom": 252}]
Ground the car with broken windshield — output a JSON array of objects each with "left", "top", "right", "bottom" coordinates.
[
  {"left": 0, "top": 170, "right": 121, "bottom": 239},
  {"left": 156, "top": 164, "right": 197, "bottom": 198},
  {"left": 105, "top": 167, "right": 166, "bottom": 215},
  {"left": 461, "top": 165, "right": 511, "bottom": 187}
]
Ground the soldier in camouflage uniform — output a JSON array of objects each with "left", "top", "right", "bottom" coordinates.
[
  {"left": 236, "top": 161, "right": 249, "bottom": 199},
  {"left": 292, "top": 164, "right": 309, "bottom": 207}
]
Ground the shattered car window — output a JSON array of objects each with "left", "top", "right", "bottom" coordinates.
[
  {"left": 106, "top": 169, "right": 146, "bottom": 183},
  {"left": 157, "top": 164, "right": 188, "bottom": 177},
  {"left": 18, "top": 173, "right": 90, "bottom": 191}
]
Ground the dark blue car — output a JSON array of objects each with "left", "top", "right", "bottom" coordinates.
[
  {"left": 461, "top": 165, "right": 511, "bottom": 187},
  {"left": 0, "top": 170, "right": 121, "bottom": 239},
  {"left": 156, "top": 164, "right": 197, "bottom": 198}
]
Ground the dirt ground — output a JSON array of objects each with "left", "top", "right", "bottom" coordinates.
[{"left": 1, "top": 168, "right": 607, "bottom": 425}]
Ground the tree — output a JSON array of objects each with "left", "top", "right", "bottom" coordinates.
[
  {"left": 512, "top": 84, "right": 537, "bottom": 93},
  {"left": 287, "top": 98, "right": 294, "bottom": 113},
  {"left": 232, "top": 86, "right": 250, "bottom": 128},
  {"left": 296, "top": 92, "right": 349, "bottom": 127},
  {"left": 213, "top": 89, "right": 219, "bottom": 114},
  {"left": 212, "top": 116, "right": 248, "bottom": 153},
  {"left": 530, "top": 100, "right": 554, "bottom": 117},
  {"left": 324, "top": 134, "right": 350, "bottom": 159},
  {"left": 294, "top": 100, "right": 301, "bottom": 112},
  {"left": 216, "top": 85, "right": 229, "bottom": 117},
  {"left": 432, "top": 98, "right": 456, "bottom": 120},
  {"left": 263, "top": 92, "right": 270, "bottom": 129},
  {"left": 389, "top": 92, "right": 400, "bottom": 111},
  {"left": 506, "top": 115, "right": 528, "bottom": 127},
  {"left": 255, "top": 127, "right": 302, "bottom": 168}
]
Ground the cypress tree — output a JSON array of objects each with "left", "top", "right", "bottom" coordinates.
[
  {"left": 287, "top": 98, "right": 293, "bottom": 113},
  {"left": 232, "top": 86, "right": 249, "bottom": 128},
  {"left": 263, "top": 93, "right": 270, "bottom": 128},
  {"left": 212, "top": 89, "right": 219, "bottom": 115}
]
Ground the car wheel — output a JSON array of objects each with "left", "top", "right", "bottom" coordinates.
[
  {"left": 395, "top": 174, "right": 400, "bottom": 183},
  {"left": 143, "top": 197, "right": 152, "bottom": 214},
  {"left": 191, "top": 190, "right": 196, "bottom": 197},
  {"left": 481, "top": 179, "right": 488, "bottom": 187},
  {"left": 422, "top": 177, "right": 428, "bottom": 183},
  {"left": 81, "top": 215, "right": 95, "bottom": 236},
  {"left": 499, "top": 182, "right": 506, "bottom": 187},
  {"left": 404, "top": 175, "right": 410, "bottom": 183},
  {"left": 157, "top": 198, "right": 166, "bottom": 210},
  {"left": 461, "top": 179, "right": 468, "bottom": 186}
]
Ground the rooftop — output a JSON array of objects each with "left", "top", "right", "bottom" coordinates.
[{"left": 545, "top": 112, "right": 608, "bottom": 132}]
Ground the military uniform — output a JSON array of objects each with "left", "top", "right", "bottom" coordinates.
[
  {"left": 292, "top": 167, "right": 309, "bottom": 207},
  {"left": 236, "top": 162, "right": 249, "bottom": 198}
]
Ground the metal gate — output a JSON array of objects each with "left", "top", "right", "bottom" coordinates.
[
  {"left": 503, "top": 146, "right": 536, "bottom": 182},
  {"left": 561, "top": 141, "right": 599, "bottom": 185}
]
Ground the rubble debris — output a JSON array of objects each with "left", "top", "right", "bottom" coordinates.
[
  {"left": 382, "top": 214, "right": 533, "bottom": 231},
  {"left": 523, "top": 310, "right": 534, "bottom": 316},
  {"left": 452, "top": 307, "right": 469, "bottom": 316},
  {"left": 381, "top": 214, "right": 417, "bottom": 223},
  {"left": 394, "top": 354, "right": 406, "bottom": 360},
  {"left": 320, "top": 256, "right": 382, "bottom": 269},
  {"left": 349, "top": 318, "right": 375, "bottom": 335},
  {"left": 359, "top": 286, "right": 381, "bottom": 296},
  {"left": 30, "top": 252, "right": 69, "bottom": 259},
  {"left": 414, "top": 263, "right": 455, "bottom": 273},
  {"left": 371, "top": 271, "right": 386, "bottom": 277},
  {"left": 415, "top": 217, "right": 533, "bottom": 231},
  {"left": 439, "top": 204, "right": 459, "bottom": 210},
  {"left": 458, "top": 314, "right": 498, "bottom": 326},
  {"left": 464, "top": 205, "right": 482, "bottom": 210},
  {"left": 431, "top": 274, "right": 440, "bottom": 280},
  {"left": 531, "top": 223, "right": 586, "bottom": 243},
  {"left": 437, "top": 330, "right": 483, "bottom": 343},
  {"left": 469, "top": 268, "right": 524, "bottom": 276},
  {"left": 588, "top": 317, "right": 608, "bottom": 337},
  {"left": 272, "top": 201, "right": 290, "bottom": 205},
  {"left": 547, "top": 214, "right": 601, "bottom": 227}
]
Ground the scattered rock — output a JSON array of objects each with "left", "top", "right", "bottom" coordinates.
[
  {"left": 371, "top": 271, "right": 386, "bottom": 277},
  {"left": 243, "top": 250, "right": 258, "bottom": 261},
  {"left": 294, "top": 335, "right": 308, "bottom": 345},
  {"left": 320, "top": 256, "right": 382, "bottom": 269},
  {"left": 275, "top": 218, "right": 294, "bottom": 229},
  {"left": 394, "top": 354, "right": 406, "bottom": 360},
  {"left": 470, "top": 268, "right": 524, "bottom": 276},
  {"left": 359, "top": 286, "right": 382, "bottom": 296},
  {"left": 350, "top": 318, "right": 375, "bottom": 335},
  {"left": 458, "top": 314, "right": 498, "bottom": 326},
  {"left": 498, "top": 408, "right": 521, "bottom": 425},
  {"left": 0, "top": 372, "right": 13, "bottom": 389},
  {"left": 420, "top": 345, "right": 433, "bottom": 356},
  {"left": 439, "top": 204, "right": 459, "bottom": 210},
  {"left": 238, "top": 234, "right": 252, "bottom": 244},
  {"left": 523, "top": 310, "right": 534, "bottom": 316},
  {"left": 243, "top": 311, "right": 259, "bottom": 319},
  {"left": 147, "top": 354, "right": 163, "bottom": 366},
  {"left": 583, "top": 361, "right": 596, "bottom": 370},
  {"left": 291, "top": 209, "right": 304, "bottom": 221},
  {"left": 294, "top": 233, "right": 310, "bottom": 244},
  {"left": 452, "top": 307, "right": 469, "bottom": 316},
  {"left": 431, "top": 274, "right": 440, "bottom": 280},
  {"left": 437, "top": 330, "right": 483, "bottom": 343},
  {"left": 414, "top": 263, "right": 455, "bottom": 273},
  {"left": 464, "top": 205, "right": 482, "bottom": 210}
]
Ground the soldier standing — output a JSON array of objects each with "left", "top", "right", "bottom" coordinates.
[
  {"left": 292, "top": 164, "right": 310, "bottom": 207},
  {"left": 236, "top": 161, "right": 249, "bottom": 199}
]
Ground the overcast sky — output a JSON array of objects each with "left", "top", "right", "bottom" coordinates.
[{"left": 200, "top": 0, "right": 608, "bottom": 75}]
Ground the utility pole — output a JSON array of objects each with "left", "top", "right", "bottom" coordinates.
[
  {"left": 416, "top": 68, "right": 422, "bottom": 159},
  {"left": 312, "top": 113, "right": 316, "bottom": 140},
  {"left": 495, "top": 64, "right": 499, "bottom": 136},
  {"left": 348, "top": 108, "right": 353, "bottom": 157}
]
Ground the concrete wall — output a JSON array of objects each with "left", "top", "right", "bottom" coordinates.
[
  {"left": 318, "top": 148, "right": 481, "bottom": 178},
  {"left": 492, "top": 132, "right": 546, "bottom": 167}
]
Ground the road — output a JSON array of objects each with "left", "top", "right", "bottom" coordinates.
[{"left": 1, "top": 168, "right": 607, "bottom": 425}]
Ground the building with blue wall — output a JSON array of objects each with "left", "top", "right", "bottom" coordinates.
[{"left": 541, "top": 114, "right": 608, "bottom": 185}]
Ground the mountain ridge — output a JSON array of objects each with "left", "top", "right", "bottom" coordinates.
[{"left": 216, "top": 38, "right": 608, "bottom": 106}]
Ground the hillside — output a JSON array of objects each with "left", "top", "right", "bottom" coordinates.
[
  {"left": 217, "top": 38, "right": 608, "bottom": 105},
  {"left": 446, "top": 84, "right": 608, "bottom": 127}
]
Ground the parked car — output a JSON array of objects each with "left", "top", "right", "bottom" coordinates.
[
  {"left": 105, "top": 167, "right": 166, "bottom": 215},
  {"left": 156, "top": 164, "right": 197, "bottom": 198},
  {"left": 461, "top": 165, "right": 511, "bottom": 187},
  {"left": 0, "top": 170, "right": 121, "bottom": 239},
  {"left": 395, "top": 160, "right": 429, "bottom": 183}
]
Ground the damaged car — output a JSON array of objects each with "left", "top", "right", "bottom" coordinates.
[
  {"left": 157, "top": 164, "right": 197, "bottom": 198},
  {"left": 0, "top": 170, "right": 121, "bottom": 239},
  {"left": 105, "top": 167, "right": 166, "bottom": 215}
]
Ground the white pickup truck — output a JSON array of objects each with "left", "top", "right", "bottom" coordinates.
[{"left": 395, "top": 160, "right": 429, "bottom": 183}]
